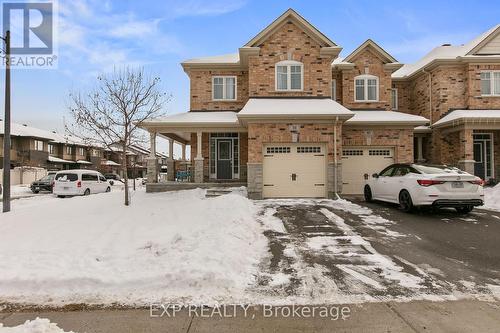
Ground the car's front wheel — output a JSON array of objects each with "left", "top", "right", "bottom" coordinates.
[
  {"left": 399, "top": 190, "right": 414, "bottom": 213},
  {"left": 84, "top": 189, "right": 90, "bottom": 196},
  {"left": 456, "top": 206, "right": 474, "bottom": 214},
  {"left": 364, "top": 185, "right": 373, "bottom": 202},
  {"left": 106, "top": 186, "right": 111, "bottom": 193}
]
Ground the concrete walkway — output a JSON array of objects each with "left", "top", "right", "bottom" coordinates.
[{"left": 1, "top": 300, "right": 499, "bottom": 332}]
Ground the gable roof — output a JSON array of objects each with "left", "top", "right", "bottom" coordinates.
[
  {"left": 343, "top": 39, "right": 398, "bottom": 63},
  {"left": 393, "top": 24, "right": 500, "bottom": 79},
  {"left": 244, "top": 8, "right": 337, "bottom": 48}
]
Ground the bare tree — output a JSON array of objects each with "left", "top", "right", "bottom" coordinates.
[{"left": 67, "top": 67, "right": 169, "bottom": 206}]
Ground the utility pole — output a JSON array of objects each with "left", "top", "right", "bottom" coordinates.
[{"left": 2, "top": 30, "right": 11, "bottom": 213}]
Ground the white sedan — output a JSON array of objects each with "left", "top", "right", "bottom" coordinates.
[{"left": 363, "top": 164, "right": 484, "bottom": 213}]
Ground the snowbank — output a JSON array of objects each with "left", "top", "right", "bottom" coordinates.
[
  {"left": 0, "top": 318, "right": 72, "bottom": 333},
  {"left": 481, "top": 184, "right": 500, "bottom": 212},
  {"left": 0, "top": 189, "right": 267, "bottom": 306}
]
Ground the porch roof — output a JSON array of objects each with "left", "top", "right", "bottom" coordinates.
[
  {"left": 433, "top": 110, "right": 500, "bottom": 128},
  {"left": 48, "top": 156, "right": 75, "bottom": 164},
  {"left": 345, "top": 111, "right": 429, "bottom": 126},
  {"left": 141, "top": 111, "right": 240, "bottom": 128},
  {"left": 238, "top": 98, "right": 354, "bottom": 121}
]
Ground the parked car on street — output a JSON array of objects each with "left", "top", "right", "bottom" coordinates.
[
  {"left": 30, "top": 173, "right": 56, "bottom": 193},
  {"left": 364, "top": 164, "right": 484, "bottom": 213},
  {"left": 104, "top": 173, "right": 124, "bottom": 186},
  {"left": 53, "top": 170, "right": 111, "bottom": 197}
]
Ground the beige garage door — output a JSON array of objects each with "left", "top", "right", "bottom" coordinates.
[
  {"left": 263, "top": 144, "right": 326, "bottom": 198},
  {"left": 342, "top": 147, "right": 394, "bottom": 195}
]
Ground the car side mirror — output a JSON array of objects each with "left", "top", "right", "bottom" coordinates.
[{"left": 372, "top": 173, "right": 379, "bottom": 178}]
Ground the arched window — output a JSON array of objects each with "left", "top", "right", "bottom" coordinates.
[
  {"left": 275, "top": 60, "right": 303, "bottom": 91},
  {"left": 354, "top": 74, "right": 379, "bottom": 102}
]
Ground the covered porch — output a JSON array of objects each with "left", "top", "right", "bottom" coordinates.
[
  {"left": 140, "top": 112, "right": 247, "bottom": 191},
  {"left": 432, "top": 110, "right": 500, "bottom": 182}
]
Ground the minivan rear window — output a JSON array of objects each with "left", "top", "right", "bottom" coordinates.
[{"left": 55, "top": 173, "right": 78, "bottom": 181}]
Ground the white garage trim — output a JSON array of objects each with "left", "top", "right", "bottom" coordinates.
[
  {"left": 342, "top": 147, "right": 395, "bottom": 195},
  {"left": 263, "top": 143, "right": 327, "bottom": 198}
]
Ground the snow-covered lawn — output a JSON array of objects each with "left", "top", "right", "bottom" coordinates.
[
  {"left": 0, "top": 188, "right": 267, "bottom": 306},
  {"left": 0, "top": 318, "right": 72, "bottom": 333},
  {"left": 481, "top": 184, "right": 500, "bottom": 212}
]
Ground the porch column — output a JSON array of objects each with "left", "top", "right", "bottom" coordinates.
[
  {"left": 181, "top": 144, "right": 186, "bottom": 161},
  {"left": 167, "top": 138, "right": 175, "bottom": 181},
  {"left": 458, "top": 128, "right": 475, "bottom": 174},
  {"left": 146, "top": 131, "right": 159, "bottom": 183},
  {"left": 194, "top": 131, "right": 204, "bottom": 183},
  {"left": 416, "top": 136, "right": 425, "bottom": 163}
]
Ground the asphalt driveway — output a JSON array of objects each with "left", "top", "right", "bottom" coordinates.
[{"left": 251, "top": 197, "right": 500, "bottom": 303}]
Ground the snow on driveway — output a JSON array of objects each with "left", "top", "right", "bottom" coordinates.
[
  {"left": 0, "top": 189, "right": 268, "bottom": 306},
  {"left": 481, "top": 184, "right": 500, "bottom": 212},
  {"left": 0, "top": 318, "right": 72, "bottom": 333}
]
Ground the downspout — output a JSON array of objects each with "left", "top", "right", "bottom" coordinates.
[
  {"left": 334, "top": 116, "right": 338, "bottom": 198},
  {"left": 422, "top": 69, "right": 432, "bottom": 125}
]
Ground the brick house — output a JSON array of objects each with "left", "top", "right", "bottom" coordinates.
[{"left": 141, "top": 9, "right": 500, "bottom": 198}]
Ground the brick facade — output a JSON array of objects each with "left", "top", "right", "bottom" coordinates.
[
  {"left": 188, "top": 70, "right": 249, "bottom": 111},
  {"left": 339, "top": 49, "right": 393, "bottom": 110},
  {"left": 247, "top": 21, "right": 334, "bottom": 97},
  {"left": 342, "top": 128, "right": 414, "bottom": 163}
]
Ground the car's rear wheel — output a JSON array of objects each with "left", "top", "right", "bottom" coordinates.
[
  {"left": 57, "top": 195, "right": 65, "bottom": 198},
  {"left": 32, "top": 190, "right": 39, "bottom": 194},
  {"left": 456, "top": 206, "right": 473, "bottom": 214},
  {"left": 399, "top": 190, "right": 414, "bottom": 213},
  {"left": 84, "top": 189, "right": 90, "bottom": 196},
  {"left": 106, "top": 186, "right": 111, "bottom": 192},
  {"left": 364, "top": 185, "right": 373, "bottom": 202}
]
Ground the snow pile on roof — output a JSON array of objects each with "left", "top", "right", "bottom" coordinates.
[
  {"left": 182, "top": 53, "right": 239, "bottom": 64},
  {"left": 393, "top": 24, "right": 500, "bottom": 78},
  {"left": 239, "top": 98, "right": 354, "bottom": 118},
  {"left": 345, "top": 111, "right": 429, "bottom": 125},
  {"left": 145, "top": 111, "right": 240, "bottom": 125},
  {"left": 433, "top": 110, "right": 500, "bottom": 127},
  {"left": 0, "top": 189, "right": 267, "bottom": 305},
  {"left": 48, "top": 156, "right": 75, "bottom": 164},
  {"left": 0, "top": 121, "right": 54, "bottom": 140},
  {"left": 101, "top": 160, "right": 121, "bottom": 166},
  {"left": 0, "top": 317, "right": 73, "bottom": 333},
  {"left": 481, "top": 184, "right": 500, "bottom": 212}
]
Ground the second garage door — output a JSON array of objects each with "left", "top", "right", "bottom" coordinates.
[
  {"left": 263, "top": 144, "right": 326, "bottom": 198},
  {"left": 341, "top": 147, "right": 394, "bottom": 195}
]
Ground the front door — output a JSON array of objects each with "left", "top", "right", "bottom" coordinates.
[
  {"left": 473, "top": 134, "right": 493, "bottom": 180},
  {"left": 217, "top": 140, "right": 232, "bottom": 179}
]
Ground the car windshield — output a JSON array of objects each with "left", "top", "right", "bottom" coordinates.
[
  {"left": 39, "top": 175, "right": 54, "bottom": 182},
  {"left": 412, "top": 164, "right": 463, "bottom": 174},
  {"left": 55, "top": 173, "right": 78, "bottom": 181}
]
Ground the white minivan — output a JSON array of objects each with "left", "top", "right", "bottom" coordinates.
[{"left": 53, "top": 170, "right": 111, "bottom": 197}]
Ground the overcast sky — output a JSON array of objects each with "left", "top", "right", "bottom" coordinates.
[{"left": 1, "top": 0, "right": 499, "bottom": 154}]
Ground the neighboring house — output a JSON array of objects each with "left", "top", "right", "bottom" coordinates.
[
  {"left": 0, "top": 121, "right": 103, "bottom": 171},
  {"left": 140, "top": 9, "right": 500, "bottom": 198}
]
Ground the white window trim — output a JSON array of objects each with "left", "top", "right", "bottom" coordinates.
[
  {"left": 331, "top": 79, "right": 336, "bottom": 101},
  {"left": 391, "top": 88, "right": 398, "bottom": 110},
  {"left": 480, "top": 70, "right": 500, "bottom": 96},
  {"left": 275, "top": 60, "right": 304, "bottom": 92},
  {"left": 34, "top": 140, "right": 44, "bottom": 151},
  {"left": 354, "top": 74, "right": 379, "bottom": 102},
  {"left": 48, "top": 144, "right": 55, "bottom": 155},
  {"left": 212, "top": 76, "right": 237, "bottom": 101}
]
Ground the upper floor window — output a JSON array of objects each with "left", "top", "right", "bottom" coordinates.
[
  {"left": 391, "top": 88, "right": 398, "bottom": 110},
  {"left": 355, "top": 75, "right": 379, "bottom": 102},
  {"left": 66, "top": 146, "right": 73, "bottom": 155},
  {"left": 78, "top": 147, "right": 85, "bottom": 156},
  {"left": 275, "top": 60, "right": 303, "bottom": 91},
  {"left": 48, "top": 144, "right": 55, "bottom": 155},
  {"left": 34, "top": 140, "right": 44, "bottom": 151},
  {"left": 92, "top": 149, "right": 100, "bottom": 157},
  {"left": 212, "top": 76, "right": 236, "bottom": 100},
  {"left": 481, "top": 71, "right": 500, "bottom": 96},
  {"left": 331, "top": 79, "right": 336, "bottom": 100}
]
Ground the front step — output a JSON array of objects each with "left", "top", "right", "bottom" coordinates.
[{"left": 205, "top": 188, "right": 234, "bottom": 198}]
